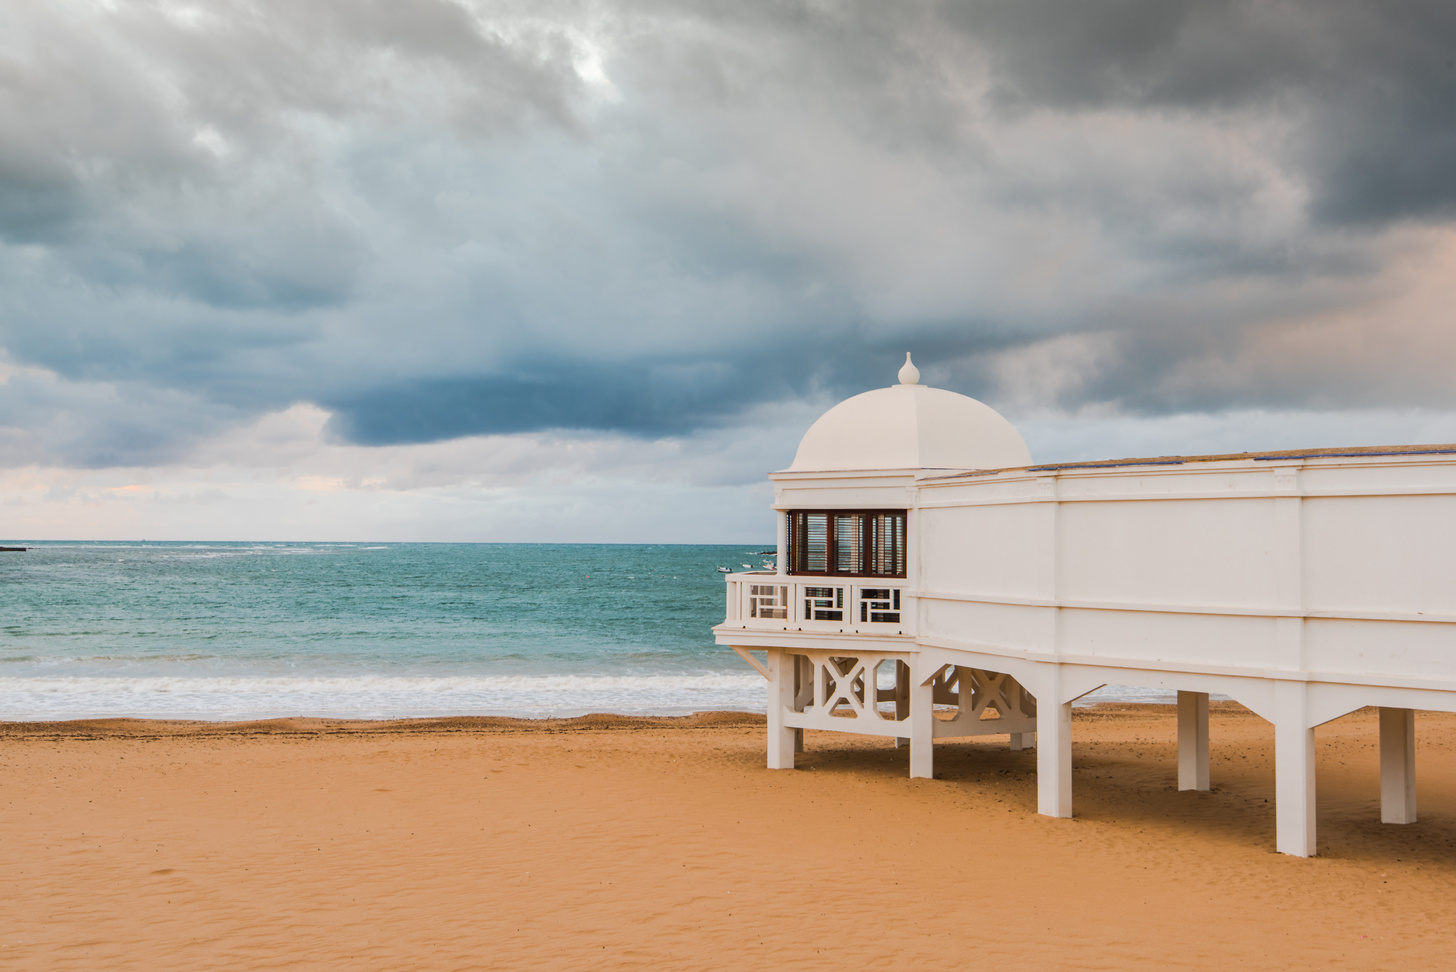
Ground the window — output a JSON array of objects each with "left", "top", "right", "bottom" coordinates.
[{"left": 788, "top": 510, "right": 906, "bottom": 577}]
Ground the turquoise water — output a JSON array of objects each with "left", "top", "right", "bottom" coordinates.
[{"left": 0, "top": 542, "right": 771, "bottom": 720}]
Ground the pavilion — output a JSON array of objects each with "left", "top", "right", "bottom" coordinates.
[{"left": 715, "top": 354, "right": 1456, "bottom": 856}]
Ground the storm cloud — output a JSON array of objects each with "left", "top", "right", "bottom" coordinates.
[{"left": 1, "top": 0, "right": 1455, "bottom": 534}]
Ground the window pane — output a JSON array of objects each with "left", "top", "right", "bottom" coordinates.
[
  {"left": 834, "top": 514, "right": 862, "bottom": 574},
  {"left": 868, "top": 513, "right": 906, "bottom": 576},
  {"left": 802, "top": 513, "right": 828, "bottom": 573}
]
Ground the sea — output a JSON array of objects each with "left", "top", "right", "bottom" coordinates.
[{"left": 0, "top": 541, "right": 1169, "bottom": 721}]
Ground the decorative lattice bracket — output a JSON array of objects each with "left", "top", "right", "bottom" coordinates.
[{"left": 927, "top": 665, "right": 1038, "bottom": 739}]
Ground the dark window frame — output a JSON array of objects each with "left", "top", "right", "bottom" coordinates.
[{"left": 787, "top": 509, "right": 907, "bottom": 578}]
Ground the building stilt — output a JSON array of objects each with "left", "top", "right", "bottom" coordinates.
[
  {"left": 1275, "top": 681, "right": 1316, "bottom": 856},
  {"left": 1177, "top": 690, "right": 1210, "bottom": 791},
  {"left": 767, "top": 649, "right": 796, "bottom": 770},
  {"left": 1380, "top": 706, "right": 1417, "bottom": 824},
  {"left": 908, "top": 669, "right": 934, "bottom": 779},
  {"left": 894, "top": 659, "right": 910, "bottom": 749},
  {"left": 1037, "top": 674, "right": 1073, "bottom": 817}
]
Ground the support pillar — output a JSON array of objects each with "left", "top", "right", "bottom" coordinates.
[
  {"left": 1274, "top": 681, "right": 1316, "bottom": 856},
  {"left": 766, "top": 649, "right": 796, "bottom": 770},
  {"left": 792, "top": 655, "right": 809, "bottom": 755},
  {"left": 1177, "top": 691, "right": 1210, "bottom": 791},
  {"left": 1379, "top": 707, "right": 1416, "bottom": 825},
  {"left": 1036, "top": 669, "right": 1072, "bottom": 817},
  {"left": 894, "top": 659, "right": 910, "bottom": 749},
  {"left": 1010, "top": 679, "right": 1035, "bottom": 750},
  {"left": 908, "top": 667, "right": 934, "bottom": 779}
]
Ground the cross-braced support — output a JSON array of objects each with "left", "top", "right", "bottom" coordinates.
[
  {"left": 750, "top": 649, "right": 1039, "bottom": 780},
  {"left": 758, "top": 648, "right": 922, "bottom": 767},
  {"left": 928, "top": 666, "right": 1037, "bottom": 743}
]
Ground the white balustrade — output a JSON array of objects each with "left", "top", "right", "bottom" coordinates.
[{"left": 723, "top": 572, "right": 913, "bottom": 636}]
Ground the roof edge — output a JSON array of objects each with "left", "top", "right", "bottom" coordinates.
[{"left": 914, "top": 443, "right": 1456, "bottom": 482}]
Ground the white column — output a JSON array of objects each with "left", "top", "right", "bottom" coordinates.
[
  {"left": 775, "top": 509, "right": 788, "bottom": 574},
  {"left": 766, "top": 649, "right": 796, "bottom": 770},
  {"left": 1379, "top": 707, "right": 1417, "bottom": 825},
  {"left": 908, "top": 664, "right": 934, "bottom": 779},
  {"left": 894, "top": 659, "right": 910, "bottom": 748},
  {"left": 1274, "top": 681, "right": 1316, "bottom": 856},
  {"left": 793, "top": 655, "right": 809, "bottom": 754},
  {"left": 1010, "top": 680, "right": 1035, "bottom": 750},
  {"left": 1036, "top": 669, "right": 1072, "bottom": 817},
  {"left": 1177, "top": 691, "right": 1210, "bottom": 791}
]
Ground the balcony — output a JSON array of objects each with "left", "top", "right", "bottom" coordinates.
[{"left": 720, "top": 571, "right": 914, "bottom": 636}]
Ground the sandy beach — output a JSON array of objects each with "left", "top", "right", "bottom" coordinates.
[{"left": 4, "top": 702, "right": 1456, "bottom": 970}]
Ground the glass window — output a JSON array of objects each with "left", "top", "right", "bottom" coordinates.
[
  {"left": 868, "top": 512, "right": 905, "bottom": 576},
  {"left": 788, "top": 510, "right": 906, "bottom": 577},
  {"left": 833, "top": 514, "right": 862, "bottom": 574},
  {"left": 802, "top": 513, "right": 828, "bottom": 573}
]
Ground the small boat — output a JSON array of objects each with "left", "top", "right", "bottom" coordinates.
[
  {"left": 741, "top": 563, "right": 753, "bottom": 569},
  {"left": 716, "top": 566, "right": 733, "bottom": 573}
]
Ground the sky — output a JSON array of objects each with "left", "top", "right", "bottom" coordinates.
[{"left": 2, "top": 0, "right": 1456, "bottom": 542}]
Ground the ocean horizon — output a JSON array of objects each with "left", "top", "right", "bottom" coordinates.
[{"left": 0, "top": 541, "right": 1173, "bottom": 720}]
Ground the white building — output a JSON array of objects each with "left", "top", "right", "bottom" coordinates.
[{"left": 714, "top": 354, "right": 1456, "bottom": 856}]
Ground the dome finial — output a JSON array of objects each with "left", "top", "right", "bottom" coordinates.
[{"left": 898, "top": 352, "right": 920, "bottom": 385}]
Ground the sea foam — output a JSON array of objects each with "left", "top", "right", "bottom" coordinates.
[{"left": 0, "top": 673, "right": 768, "bottom": 721}]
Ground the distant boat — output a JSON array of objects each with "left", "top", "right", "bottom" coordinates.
[
  {"left": 716, "top": 566, "right": 733, "bottom": 573},
  {"left": 754, "top": 550, "right": 776, "bottom": 555},
  {"left": 741, "top": 563, "right": 753, "bottom": 569}
]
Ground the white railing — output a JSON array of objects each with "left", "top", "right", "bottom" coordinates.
[{"left": 722, "top": 571, "right": 914, "bottom": 635}]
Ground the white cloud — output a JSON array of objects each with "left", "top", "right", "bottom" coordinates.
[{"left": 0, "top": 400, "right": 812, "bottom": 541}]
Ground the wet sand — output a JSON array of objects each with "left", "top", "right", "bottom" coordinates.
[{"left": 3, "top": 703, "right": 1456, "bottom": 970}]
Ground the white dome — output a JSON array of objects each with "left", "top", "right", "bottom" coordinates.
[{"left": 788, "top": 365, "right": 1031, "bottom": 472}]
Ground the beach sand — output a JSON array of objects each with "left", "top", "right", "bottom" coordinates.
[{"left": 3, "top": 702, "right": 1456, "bottom": 970}]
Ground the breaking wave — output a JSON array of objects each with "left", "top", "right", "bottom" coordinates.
[{"left": 0, "top": 673, "right": 767, "bottom": 721}]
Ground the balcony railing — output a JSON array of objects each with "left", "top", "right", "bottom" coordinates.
[{"left": 721, "top": 571, "right": 914, "bottom": 636}]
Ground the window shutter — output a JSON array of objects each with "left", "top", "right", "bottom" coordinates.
[{"left": 787, "top": 509, "right": 905, "bottom": 578}]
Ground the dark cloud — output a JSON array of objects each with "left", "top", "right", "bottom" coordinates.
[
  {"left": 0, "top": 370, "right": 250, "bottom": 468},
  {"left": 2, "top": 0, "right": 1456, "bottom": 470},
  {"left": 943, "top": 0, "right": 1456, "bottom": 224},
  {"left": 0, "top": 163, "right": 80, "bottom": 245},
  {"left": 327, "top": 366, "right": 746, "bottom": 444},
  {"left": 0, "top": 0, "right": 587, "bottom": 244},
  {"left": 325, "top": 330, "right": 1025, "bottom": 445},
  {"left": 137, "top": 224, "right": 367, "bottom": 311}
]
